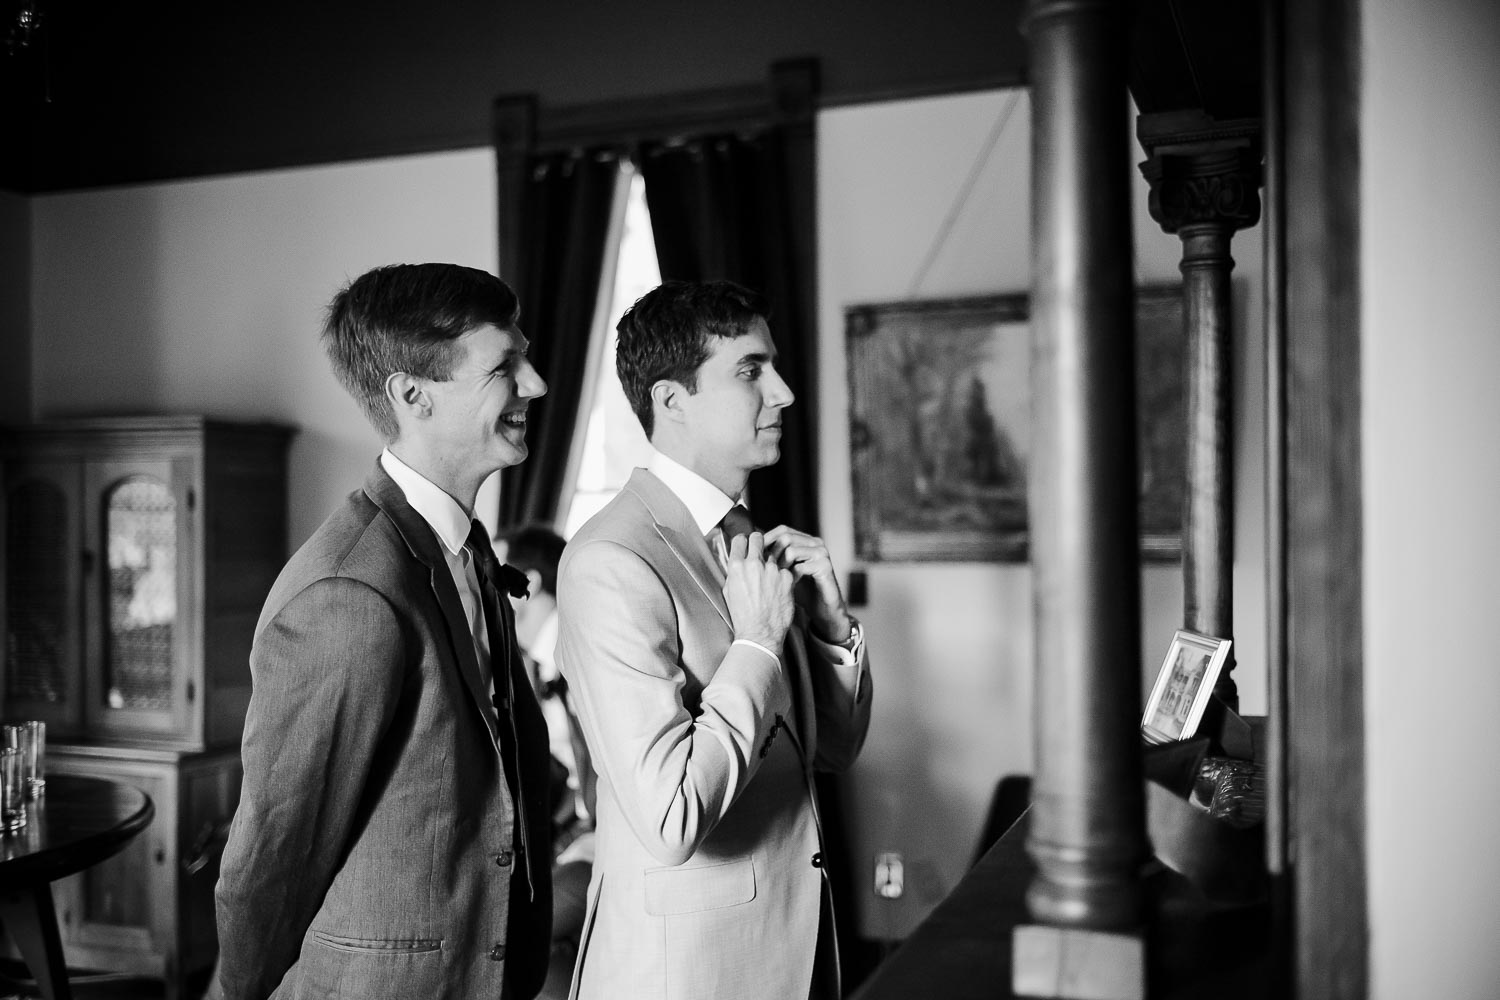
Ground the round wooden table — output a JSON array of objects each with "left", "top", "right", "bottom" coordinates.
[{"left": 0, "top": 775, "right": 155, "bottom": 1000}]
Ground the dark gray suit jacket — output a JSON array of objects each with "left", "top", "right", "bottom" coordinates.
[{"left": 212, "top": 461, "right": 551, "bottom": 1000}]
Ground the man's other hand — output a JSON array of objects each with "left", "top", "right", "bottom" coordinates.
[{"left": 764, "top": 526, "right": 854, "bottom": 645}]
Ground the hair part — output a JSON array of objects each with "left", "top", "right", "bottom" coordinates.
[
  {"left": 502, "top": 524, "right": 567, "bottom": 597},
  {"left": 322, "top": 263, "right": 521, "bottom": 440},
  {"left": 615, "top": 279, "right": 770, "bottom": 439}
]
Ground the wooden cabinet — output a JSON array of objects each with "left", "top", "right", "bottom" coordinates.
[
  {"left": 1, "top": 416, "right": 293, "bottom": 748},
  {"left": 1, "top": 416, "right": 292, "bottom": 996},
  {"left": 43, "top": 745, "right": 242, "bottom": 999}
]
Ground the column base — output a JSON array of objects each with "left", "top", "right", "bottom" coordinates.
[{"left": 1012, "top": 924, "right": 1145, "bottom": 1000}]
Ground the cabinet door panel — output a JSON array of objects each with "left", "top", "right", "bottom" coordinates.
[
  {"left": 48, "top": 759, "right": 173, "bottom": 973},
  {"left": 83, "top": 458, "right": 196, "bottom": 740},
  {"left": 2, "top": 460, "right": 85, "bottom": 735}
]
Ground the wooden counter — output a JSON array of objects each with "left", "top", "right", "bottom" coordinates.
[{"left": 850, "top": 813, "right": 1270, "bottom": 1000}]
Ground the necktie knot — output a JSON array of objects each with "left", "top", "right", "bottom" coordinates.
[{"left": 718, "top": 504, "right": 755, "bottom": 545}]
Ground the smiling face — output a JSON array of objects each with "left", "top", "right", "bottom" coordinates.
[
  {"left": 669, "top": 317, "right": 794, "bottom": 497},
  {"left": 420, "top": 322, "right": 547, "bottom": 490}
]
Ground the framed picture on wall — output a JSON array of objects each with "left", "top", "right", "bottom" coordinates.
[
  {"left": 845, "top": 286, "right": 1185, "bottom": 562},
  {"left": 1141, "top": 629, "right": 1233, "bottom": 744}
]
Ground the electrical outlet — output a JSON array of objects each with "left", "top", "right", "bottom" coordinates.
[
  {"left": 874, "top": 851, "right": 904, "bottom": 899},
  {"left": 847, "top": 569, "right": 868, "bottom": 606}
]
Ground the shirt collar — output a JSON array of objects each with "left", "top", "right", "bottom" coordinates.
[
  {"left": 380, "top": 448, "right": 473, "bottom": 558},
  {"left": 648, "top": 450, "right": 740, "bottom": 537}
]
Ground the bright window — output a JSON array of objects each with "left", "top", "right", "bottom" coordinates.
[{"left": 560, "top": 165, "right": 660, "bottom": 538}]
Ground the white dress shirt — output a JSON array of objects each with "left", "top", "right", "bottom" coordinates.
[{"left": 380, "top": 449, "right": 495, "bottom": 712}]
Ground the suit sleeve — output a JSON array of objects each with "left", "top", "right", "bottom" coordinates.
[
  {"left": 211, "top": 576, "right": 406, "bottom": 1000},
  {"left": 805, "top": 627, "right": 873, "bottom": 773},
  {"left": 556, "top": 538, "right": 792, "bottom": 867}
]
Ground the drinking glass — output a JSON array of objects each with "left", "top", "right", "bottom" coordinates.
[
  {"left": 21, "top": 720, "right": 44, "bottom": 798},
  {"left": 0, "top": 744, "right": 26, "bottom": 833}
]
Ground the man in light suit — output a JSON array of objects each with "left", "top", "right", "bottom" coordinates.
[
  {"left": 556, "top": 280, "right": 873, "bottom": 1000},
  {"left": 211, "top": 263, "right": 553, "bottom": 999}
]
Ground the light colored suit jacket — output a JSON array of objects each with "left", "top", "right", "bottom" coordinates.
[
  {"left": 556, "top": 469, "right": 872, "bottom": 1000},
  {"left": 211, "top": 461, "right": 552, "bottom": 1000}
]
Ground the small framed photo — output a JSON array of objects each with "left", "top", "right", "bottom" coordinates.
[{"left": 1141, "top": 630, "right": 1234, "bottom": 744}]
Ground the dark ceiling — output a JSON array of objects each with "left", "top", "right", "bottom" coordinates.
[
  {"left": 1130, "top": 0, "right": 1261, "bottom": 121},
  {"left": 1, "top": 1, "right": 1259, "bottom": 196},
  {"left": 0, "top": 0, "right": 1030, "bottom": 194}
]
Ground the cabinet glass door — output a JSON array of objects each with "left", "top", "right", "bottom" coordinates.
[
  {"left": 103, "top": 476, "right": 178, "bottom": 712},
  {"left": 84, "top": 459, "right": 193, "bottom": 739}
]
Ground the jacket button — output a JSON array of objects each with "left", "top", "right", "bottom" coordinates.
[
  {"left": 489, "top": 943, "right": 506, "bottom": 961},
  {"left": 494, "top": 850, "right": 513, "bottom": 868},
  {"left": 811, "top": 852, "right": 824, "bottom": 868}
]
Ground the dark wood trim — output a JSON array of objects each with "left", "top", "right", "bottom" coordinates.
[
  {"left": 1261, "top": 0, "right": 1294, "bottom": 993},
  {"left": 494, "top": 57, "right": 819, "bottom": 157},
  {"left": 1262, "top": 0, "right": 1288, "bottom": 881},
  {"left": 1279, "top": 0, "right": 1367, "bottom": 996},
  {"left": 524, "top": 82, "right": 770, "bottom": 152}
]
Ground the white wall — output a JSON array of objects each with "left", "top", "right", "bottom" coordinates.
[
  {"left": 1363, "top": 1, "right": 1500, "bottom": 996},
  {"left": 0, "top": 190, "right": 31, "bottom": 424},
  {"left": 30, "top": 150, "right": 498, "bottom": 545},
  {"left": 818, "top": 89, "right": 1265, "bottom": 937}
]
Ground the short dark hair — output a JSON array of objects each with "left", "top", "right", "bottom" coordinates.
[
  {"left": 503, "top": 524, "right": 566, "bottom": 597},
  {"left": 615, "top": 280, "right": 770, "bottom": 439},
  {"left": 322, "top": 263, "right": 521, "bottom": 440}
]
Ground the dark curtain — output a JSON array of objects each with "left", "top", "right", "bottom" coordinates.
[
  {"left": 498, "top": 148, "right": 620, "bottom": 529},
  {"left": 642, "top": 129, "right": 873, "bottom": 990},
  {"left": 639, "top": 129, "right": 819, "bottom": 535}
]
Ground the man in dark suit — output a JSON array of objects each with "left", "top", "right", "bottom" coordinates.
[{"left": 211, "top": 263, "right": 553, "bottom": 1000}]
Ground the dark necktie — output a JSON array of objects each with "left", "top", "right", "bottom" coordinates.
[
  {"left": 464, "top": 519, "right": 535, "bottom": 898},
  {"left": 719, "top": 503, "right": 755, "bottom": 545}
]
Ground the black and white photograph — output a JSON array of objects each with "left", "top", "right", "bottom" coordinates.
[{"left": 0, "top": 1, "right": 1492, "bottom": 997}]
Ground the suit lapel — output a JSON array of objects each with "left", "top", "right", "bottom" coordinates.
[
  {"left": 624, "top": 469, "right": 733, "bottom": 629},
  {"left": 362, "top": 461, "right": 501, "bottom": 746},
  {"left": 625, "top": 469, "right": 823, "bottom": 762}
]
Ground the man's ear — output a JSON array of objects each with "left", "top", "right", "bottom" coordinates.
[
  {"left": 385, "top": 371, "right": 431, "bottom": 422},
  {"left": 650, "top": 380, "right": 686, "bottom": 426}
]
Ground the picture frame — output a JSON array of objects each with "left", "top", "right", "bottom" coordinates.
[
  {"left": 1141, "top": 629, "right": 1234, "bottom": 745},
  {"left": 846, "top": 286, "right": 1185, "bottom": 562}
]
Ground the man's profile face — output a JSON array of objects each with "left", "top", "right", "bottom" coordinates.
[
  {"left": 423, "top": 323, "right": 547, "bottom": 480},
  {"left": 674, "top": 317, "right": 794, "bottom": 490}
]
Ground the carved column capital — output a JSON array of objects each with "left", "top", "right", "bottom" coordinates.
[{"left": 1137, "top": 112, "right": 1263, "bottom": 235}]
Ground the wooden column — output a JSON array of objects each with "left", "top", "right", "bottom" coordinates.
[
  {"left": 1139, "top": 116, "right": 1262, "bottom": 709},
  {"left": 1015, "top": 0, "right": 1147, "bottom": 995}
]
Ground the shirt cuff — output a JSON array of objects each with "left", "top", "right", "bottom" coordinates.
[
  {"left": 807, "top": 618, "right": 864, "bottom": 668},
  {"left": 732, "top": 637, "right": 782, "bottom": 668}
]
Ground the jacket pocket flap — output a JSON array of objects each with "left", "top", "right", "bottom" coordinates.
[{"left": 643, "top": 858, "right": 756, "bottom": 915}]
